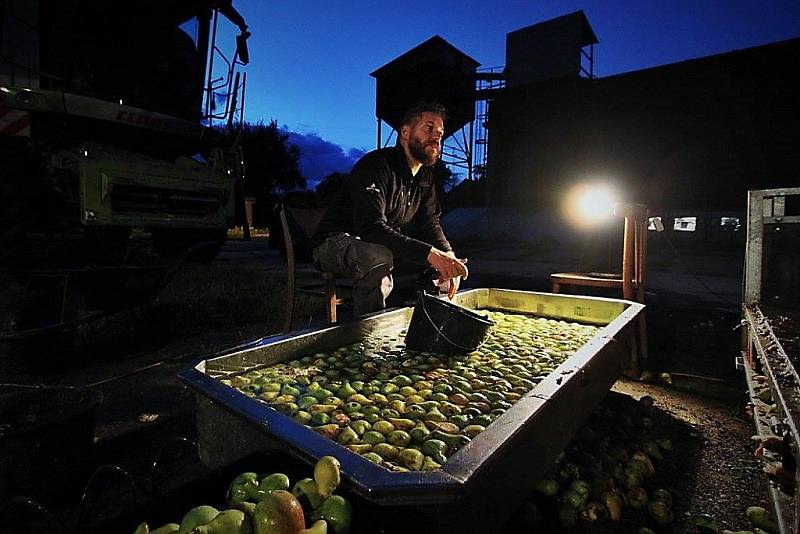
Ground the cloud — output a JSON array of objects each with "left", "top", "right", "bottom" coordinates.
[{"left": 282, "top": 128, "right": 366, "bottom": 189}]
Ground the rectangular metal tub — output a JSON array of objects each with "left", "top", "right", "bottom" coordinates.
[{"left": 178, "top": 288, "right": 644, "bottom": 533}]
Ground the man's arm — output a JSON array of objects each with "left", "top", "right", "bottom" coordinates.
[
  {"left": 413, "top": 179, "right": 451, "bottom": 253},
  {"left": 416, "top": 179, "right": 468, "bottom": 297}
]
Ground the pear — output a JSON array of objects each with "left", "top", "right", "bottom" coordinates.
[
  {"left": 313, "top": 424, "right": 340, "bottom": 440},
  {"left": 409, "top": 423, "right": 431, "bottom": 444},
  {"left": 292, "top": 478, "right": 324, "bottom": 511},
  {"left": 337, "top": 382, "right": 357, "bottom": 400},
  {"left": 462, "top": 425, "right": 485, "bottom": 439},
  {"left": 371, "top": 442, "right": 399, "bottom": 461},
  {"left": 253, "top": 490, "right": 305, "bottom": 534},
  {"left": 386, "top": 430, "right": 411, "bottom": 448},
  {"left": 651, "top": 488, "right": 673, "bottom": 507},
  {"left": 428, "top": 430, "right": 470, "bottom": 454},
  {"left": 336, "top": 426, "right": 359, "bottom": 446},
  {"left": 259, "top": 473, "right": 290, "bottom": 493},
  {"left": 192, "top": 509, "right": 250, "bottom": 534},
  {"left": 423, "top": 406, "right": 447, "bottom": 423},
  {"left": 431, "top": 421, "right": 461, "bottom": 434},
  {"left": 747, "top": 506, "right": 778, "bottom": 533},
  {"left": 227, "top": 472, "right": 260, "bottom": 507},
  {"left": 641, "top": 440, "right": 664, "bottom": 461},
  {"left": 626, "top": 486, "right": 648, "bottom": 509},
  {"left": 313, "top": 456, "right": 341, "bottom": 500},
  {"left": 601, "top": 491, "right": 624, "bottom": 521},
  {"left": 579, "top": 502, "right": 608, "bottom": 523},
  {"left": 648, "top": 500, "right": 674, "bottom": 524},
  {"left": 299, "top": 520, "right": 328, "bottom": 534},
  {"left": 397, "top": 448, "right": 424, "bottom": 470},
  {"left": 349, "top": 420, "right": 370, "bottom": 436},
  {"left": 630, "top": 452, "right": 655, "bottom": 477},
  {"left": 134, "top": 523, "right": 150, "bottom": 534},
  {"left": 151, "top": 525, "right": 180, "bottom": 534},
  {"left": 421, "top": 455, "right": 442, "bottom": 471},
  {"left": 386, "top": 418, "right": 415, "bottom": 431},
  {"left": 310, "top": 496, "right": 351, "bottom": 534},
  {"left": 179, "top": 506, "right": 220, "bottom": 534}
]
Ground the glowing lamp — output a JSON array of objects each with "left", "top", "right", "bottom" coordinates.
[{"left": 563, "top": 183, "right": 617, "bottom": 227}]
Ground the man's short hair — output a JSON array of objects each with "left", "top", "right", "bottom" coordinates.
[{"left": 400, "top": 102, "right": 447, "bottom": 127}]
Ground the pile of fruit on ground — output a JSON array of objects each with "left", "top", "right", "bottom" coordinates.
[
  {"left": 502, "top": 390, "right": 779, "bottom": 533},
  {"left": 506, "top": 392, "right": 678, "bottom": 532},
  {"left": 132, "top": 455, "right": 350, "bottom": 534}
]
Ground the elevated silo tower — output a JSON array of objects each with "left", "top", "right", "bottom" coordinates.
[
  {"left": 371, "top": 36, "right": 479, "bottom": 180},
  {"left": 504, "top": 11, "right": 598, "bottom": 86}
]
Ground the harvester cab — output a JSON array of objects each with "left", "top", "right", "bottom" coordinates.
[
  {"left": 0, "top": 0, "right": 249, "bottom": 261},
  {"left": 0, "top": 0, "right": 250, "bottom": 336}
]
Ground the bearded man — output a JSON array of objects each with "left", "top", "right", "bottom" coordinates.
[{"left": 311, "top": 102, "right": 468, "bottom": 316}]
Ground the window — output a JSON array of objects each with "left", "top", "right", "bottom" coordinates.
[
  {"left": 648, "top": 216, "right": 664, "bottom": 231},
  {"left": 720, "top": 217, "right": 741, "bottom": 231},
  {"left": 673, "top": 217, "right": 697, "bottom": 232}
]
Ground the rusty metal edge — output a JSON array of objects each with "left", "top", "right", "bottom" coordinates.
[{"left": 744, "top": 304, "right": 798, "bottom": 533}]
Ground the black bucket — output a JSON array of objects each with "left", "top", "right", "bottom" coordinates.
[{"left": 405, "top": 292, "right": 494, "bottom": 354}]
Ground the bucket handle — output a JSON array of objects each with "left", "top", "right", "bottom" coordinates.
[{"left": 418, "top": 293, "right": 489, "bottom": 352}]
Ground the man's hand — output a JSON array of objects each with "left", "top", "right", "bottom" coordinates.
[
  {"left": 427, "top": 247, "right": 468, "bottom": 296},
  {"left": 437, "top": 276, "right": 461, "bottom": 299}
]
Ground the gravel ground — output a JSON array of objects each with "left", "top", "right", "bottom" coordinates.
[{"left": 611, "top": 379, "right": 769, "bottom": 533}]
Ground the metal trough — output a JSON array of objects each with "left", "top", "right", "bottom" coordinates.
[{"left": 178, "top": 288, "right": 644, "bottom": 533}]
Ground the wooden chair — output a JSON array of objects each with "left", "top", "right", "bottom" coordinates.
[
  {"left": 279, "top": 204, "right": 342, "bottom": 332},
  {"left": 551, "top": 203, "right": 648, "bottom": 302},
  {"left": 551, "top": 203, "right": 649, "bottom": 370}
]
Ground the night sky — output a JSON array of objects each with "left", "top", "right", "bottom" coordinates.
[{"left": 218, "top": 0, "right": 800, "bottom": 186}]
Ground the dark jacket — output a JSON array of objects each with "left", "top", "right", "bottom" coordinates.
[{"left": 313, "top": 146, "right": 451, "bottom": 264}]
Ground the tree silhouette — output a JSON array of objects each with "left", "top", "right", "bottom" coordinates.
[
  {"left": 315, "top": 171, "right": 348, "bottom": 205},
  {"left": 225, "top": 120, "right": 306, "bottom": 196}
]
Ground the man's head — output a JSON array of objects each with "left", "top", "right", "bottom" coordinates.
[{"left": 399, "top": 102, "right": 446, "bottom": 167}]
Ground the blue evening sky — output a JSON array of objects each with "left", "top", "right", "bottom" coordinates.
[{"left": 218, "top": 0, "right": 799, "bottom": 185}]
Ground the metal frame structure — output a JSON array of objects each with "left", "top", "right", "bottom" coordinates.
[
  {"left": 202, "top": 7, "right": 249, "bottom": 129},
  {"left": 375, "top": 67, "right": 506, "bottom": 183},
  {"left": 744, "top": 187, "right": 800, "bottom": 306},
  {"left": 376, "top": 119, "right": 475, "bottom": 183},
  {"left": 741, "top": 187, "right": 800, "bottom": 533},
  {"left": 580, "top": 43, "right": 595, "bottom": 79}
]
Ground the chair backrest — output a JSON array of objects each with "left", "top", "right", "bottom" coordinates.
[
  {"left": 279, "top": 203, "right": 339, "bottom": 331},
  {"left": 279, "top": 204, "right": 325, "bottom": 264},
  {"left": 619, "top": 204, "right": 648, "bottom": 301}
]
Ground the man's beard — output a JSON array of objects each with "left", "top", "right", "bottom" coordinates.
[{"left": 409, "top": 137, "right": 439, "bottom": 167}]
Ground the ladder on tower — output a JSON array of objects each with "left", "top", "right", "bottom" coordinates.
[{"left": 472, "top": 67, "right": 505, "bottom": 180}]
